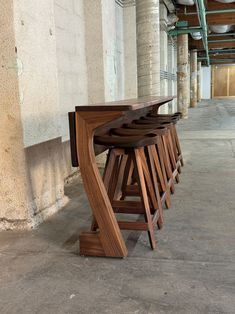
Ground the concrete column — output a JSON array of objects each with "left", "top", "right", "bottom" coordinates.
[
  {"left": 197, "top": 61, "right": 202, "bottom": 102},
  {"left": 190, "top": 49, "right": 198, "bottom": 108},
  {"left": 167, "top": 37, "right": 173, "bottom": 113},
  {"left": 136, "top": 0, "right": 160, "bottom": 97},
  {"left": 173, "top": 39, "right": 177, "bottom": 112},
  {"left": 0, "top": 1, "right": 30, "bottom": 229},
  {"left": 177, "top": 34, "right": 189, "bottom": 118},
  {"left": 159, "top": 2, "right": 168, "bottom": 114},
  {"left": 84, "top": 1, "right": 105, "bottom": 104}
]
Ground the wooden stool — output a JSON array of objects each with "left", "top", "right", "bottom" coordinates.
[
  {"left": 92, "top": 133, "right": 165, "bottom": 249},
  {"left": 124, "top": 121, "right": 179, "bottom": 190},
  {"left": 136, "top": 118, "right": 182, "bottom": 174},
  {"left": 147, "top": 113, "right": 184, "bottom": 167},
  {"left": 111, "top": 126, "right": 172, "bottom": 209}
]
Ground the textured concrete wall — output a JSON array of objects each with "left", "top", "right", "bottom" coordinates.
[
  {"left": 202, "top": 66, "right": 211, "bottom": 99},
  {"left": 123, "top": 5, "right": 138, "bottom": 98},
  {"left": 0, "top": 1, "right": 30, "bottom": 229},
  {"left": 102, "top": 0, "right": 125, "bottom": 101},
  {"left": 54, "top": 0, "right": 88, "bottom": 141},
  {"left": 115, "top": 3, "right": 125, "bottom": 100},
  {"left": 13, "top": 0, "right": 60, "bottom": 147},
  {"left": 84, "top": 0, "right": 105, "bottom": 104},
  {"left": 0, "top": 0, "right": 131, "bottom": 229}
]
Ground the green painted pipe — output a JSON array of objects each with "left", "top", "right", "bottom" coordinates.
[
  {"left": 210, "top": 59, "right": 235, "bottom": 62},
  {"left": 209, "top": 49, "right": 235, "bottom": 54},
  {"left": 168, "top": 28, "right": 202, "bottom": 36},
  {"left": 183, "top": 8, "right": 235, "bottom": 15},
  {"left": 206, "top": 9, "right": 235, "bottom": 14},
  {"left": 208, "top": 38, "right": 235, "bottom": 43},
  {"left": 196, "top": 0, "right": 210, "bottom": 66},
  {"left": 208, "top": 32, "right": 235, "bottom": 37}
]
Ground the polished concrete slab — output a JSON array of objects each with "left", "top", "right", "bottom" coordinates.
[{"left": 0, "top": 99, "right": 235, "bottom": 314}]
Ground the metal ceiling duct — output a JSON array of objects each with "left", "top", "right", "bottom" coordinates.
[
  {"left": 210, "top": 25, "right": 234, "bottom": 33},
  {"left": 215, "top": 0, "right": 235, "bottom": 3},
  {"left": 177, "top": 0, "right": 195, "bottom": 5},
  {"left": 191, "top": 32, "right": 202, "bottom": 40}
]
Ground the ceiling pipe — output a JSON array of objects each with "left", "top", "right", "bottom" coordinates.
[
  {"left": 210, "top": 59, "right": 235, "bottom": 62},
  {"left": 168, "top": 27, "right": 202, "bottom": 35},
  {"left": 208, "top": 38, "right": 235, "bottom": 42},
  {"left": 208, "top": 32, "right": 235, "bottom": 37},
  {"left": 195, "top": 0, "right": 210, "bottom": 65},
  {"left": 183, "top": 7, "right": 235, "bottom": 14},
  {"left": 209, "top": 48, "right": 235, "bottom": 53}
]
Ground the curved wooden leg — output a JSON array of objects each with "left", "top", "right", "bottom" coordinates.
[{"left": 76, "top": 112, "right": 128, "bottom": 257}]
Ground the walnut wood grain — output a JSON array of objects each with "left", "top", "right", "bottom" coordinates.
[
  {"left": 76, "top": 111, "right": 128, "bottom": 257},
  {"left": 73, "top": 97, "right": 173, "bottom": 257}
]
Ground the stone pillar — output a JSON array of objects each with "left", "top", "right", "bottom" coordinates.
[
  {"left": 173, "top": 39, "right": 177, "bottom": 112},
  {"left": 197, "top": 61, "right": 202, "bottom": 102},
  {"left": 159, "top": 2, "right": 168, "bottom": 114},
  {"left": 136, "top": 0, "right": 160, "bottom": 97},
  {"left": 84, "top": 1, "right": 105, "bottom": 104},
  {"left": 177, "top": 34, "right": 189, "bottom": 118},
  {"left": 190, "top": 49, "right": 198, "bottom": 108},
  {"left": 0, "top": 1, "right": 30, "bottom": 229},
  {"left": 167, "top": 37, "right": 173, "bottom": 113}
]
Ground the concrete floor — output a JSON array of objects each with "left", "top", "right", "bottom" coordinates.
[{"left": 1, "top": 99, "right": 235, "bottom": 314}]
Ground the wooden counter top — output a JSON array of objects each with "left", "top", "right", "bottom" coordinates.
[{"left": 75, "top": 96, "right": 173, "bottom": 112}]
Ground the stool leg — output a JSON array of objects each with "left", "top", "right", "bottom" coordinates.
[
  {"left": 166, "top": 132, "right": 180, "bottom": 184},
  {"left": 139, "top": 148, "right": 164, "bottom": 229},
  {"left": 169, "top": 126, "right": 181, "bottom": 174},
  {"left": 120, "top": 155, "right": 134, "bottom": 200},
  {"left": 113, "top": 154, "right": 128, "bottom": 200},
  {"left": 134, "top": 148, "right": 156, "bottom": 249},
  {"left": 91, "top": 149, "right": 120, "bottom": 232},
  {"left": 172, "top": 125, "right": 184, "bottom": 167},
  {"left": 161, "top": 135, "right": 175, "bottom": 194},
  {"left": 150, "top": 144, "right": 171, "bottom": 209}
]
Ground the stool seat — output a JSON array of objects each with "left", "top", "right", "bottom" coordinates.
[
  {"left": 94, "top": 133, "right": 159, "bottom": 148},
  {"left": 111, "top": 126, "right": 168, "bottom": 136},
  {"left": 140, "top": 116, "right": 178, "bottom": 124},
  {"left": 126, "top": 121, "right": 173, "bottom": 128},
  {"left": 148, "top": 112, "right": 182, "bottom": 119}
]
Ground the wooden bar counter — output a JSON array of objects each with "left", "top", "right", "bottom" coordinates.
[{"left": 72, "top": 96, "right": 173, "bottom": 258}]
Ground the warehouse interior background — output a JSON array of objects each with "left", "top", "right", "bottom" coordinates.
[
  {"left": 3, "top": 0, "right": 235, "bottom": 230},
  {"left": 1, "top": 0, "right": 235, "bottom": 313}
]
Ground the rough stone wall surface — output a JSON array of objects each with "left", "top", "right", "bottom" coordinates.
[
  {"left": 13, "top": 0, "right": 60, "bottom": 147},
  {"left": 0, "top": 0, "right": 131, "bottom": 229},
  {"left": 25, "top": 138, "right": 69, "bottom": 228},
  {"left": 0, "top": 1, "right": 31, "bottom": 229},
  {"left": 54, "top": 0, "right": 88, "bottom": 141},
  {"left": 84, "top": 0, "right": 105, "bottom": 104},
  {"left": 102, "top": 0, "right": 125, "bottom": 101}
]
